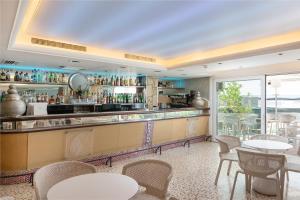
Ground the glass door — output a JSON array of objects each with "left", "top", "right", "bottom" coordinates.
[
  {"left": 214, "top": 77, "right": 265, "bottom": 140},
  {"left": 266, "top": 74, "right": 300, "bottom": 139}
]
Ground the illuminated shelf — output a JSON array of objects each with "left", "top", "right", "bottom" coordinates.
[
  {"left": 0, "top": 81, "right": 68, "bottom": 87},
  {"left": 91, "top": 84, "right": 145, "bottom": 88}
]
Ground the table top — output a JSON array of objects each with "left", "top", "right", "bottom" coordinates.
[
  {"left": 47, "top": 173, "right": 139, "bottom": 200},
  {"left": 243, "top": 140, "right": 293, "bottom": 152}
]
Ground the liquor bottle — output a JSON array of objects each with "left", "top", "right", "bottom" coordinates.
[
  {"left": 45, "top": 72, "right": 49, "bottom": 83},
  {"left": 44, "top": 93, "right": 49, "bottom": 103},
  {"left": 56, "top": 94, "right": 61, "bottom": 104},
  {"left": 120, "top": 76, "right": 123, "bottom": 86},
  {"left": 94, "top": 75, "right": 97, "bottom": 85},
  {"left": 37, "top": 70, "right": 42, "bottom": 83},
  {"left": 53, "top": 73, "right": 57, "bottom": 83},
  {"left": 5, "top": 70, "right": 10, "bottom": 81},
  {"left": 129, "top": 77, "right": 133, "bottom": 86},
  {"left": 111, "top": 76, "right": 114, "bottom": 86},
  {"left": 24, "top": 72, "right": 29, "bottom": 82},
  {"left": 0, "top": 70, "right": 6, "bottom": 81},
  {"left": 19, "top": 72, "right": 24, "bottom": 82},
  {"left": 116, "top": 76, "right": 120, "bottom": 86},
  {"left": 36, "top": 93, "right": 41, "bottom": 102},
  {"left": 63, "top": 74, "right": 68, "bottom": 83},
  {"left": 100, "top": 76, "right": 104, "bottom": 85},
  {"left": 15, "top": 71, "right": 20, "bottom": 81},
  {"left": 48, "top": 95, "right": 55, "bottom": 104}
]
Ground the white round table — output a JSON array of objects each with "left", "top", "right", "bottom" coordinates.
[
  {"left": 243, "top": 139, "right": 293, "bottom": 153},
  {"left": 47, "top": 173, "right": 139, "bottom": 200},
  {"left": 242, "top": 140, "right": 293, "bottom": 196}
]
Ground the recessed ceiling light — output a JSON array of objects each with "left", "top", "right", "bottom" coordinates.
[
  {"left": 218, "top": 62, "right": 222, "bottom": 65},
  {"left": 154, "top": 70, "right": 161, "bottom": 73},
  {"left": 278, "top": 53, "right": 283, "bottom": 56}
]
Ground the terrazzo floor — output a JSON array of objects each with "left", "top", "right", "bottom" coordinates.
[{"left": 1, "top": 142, "right": 300, "bottom": 200}]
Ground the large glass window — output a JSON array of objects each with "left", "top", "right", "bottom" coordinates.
[
  {"left": 216, "top": 79, "right": 263, "bottom": 140},
  {"left": 266, "top": 74, "right": 300, "bottom": 140}
]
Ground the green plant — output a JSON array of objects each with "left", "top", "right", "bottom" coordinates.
[{"left": 218, "top": 82, "right": 251, "bottom": 113}]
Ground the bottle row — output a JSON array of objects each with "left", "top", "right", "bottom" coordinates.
[
  {"left": 0, "top": 69, "right": 68, "bottom": 84},
  {"left": 89, "top": 75, "right": 142, "bottom": 86},
  {"left": 0, "top": 69, "right": 145, "bottom": 87},
  {"left": 3, "top": 90, "right": 145, "bottom": 105}
]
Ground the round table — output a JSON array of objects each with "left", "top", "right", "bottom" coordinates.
[
  {"left": 47, "top": 173, "right": 139, "bottom": 200},
  {"left": 243, "top": 140, "right": 293, "bottom": 153},
  {"left": 242, "top": 140, "right": 293, "bottom": 196}
]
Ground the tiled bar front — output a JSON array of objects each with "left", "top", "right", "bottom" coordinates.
[{"left": 0, "top": 108, "right": 209, "bottom": 184}]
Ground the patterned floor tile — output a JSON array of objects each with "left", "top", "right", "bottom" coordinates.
[{"left": 1, "top": 142, "right": 299, "bottom": 200}]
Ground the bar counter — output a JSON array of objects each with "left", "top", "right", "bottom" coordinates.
[{"left": 0, "top": 108, "right": 210, "bottom": 184}]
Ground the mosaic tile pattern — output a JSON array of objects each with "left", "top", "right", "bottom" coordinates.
[{"left": 1, "top": 142, "right": 300, "bottom": 200}]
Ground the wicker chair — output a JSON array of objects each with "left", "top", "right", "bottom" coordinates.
[
  {"left": 285, "top": 145, "right": 300, "bottom": 182},
  {"left": 122, "top": 159, "right": 173, "bottom": 200},
  {"left": 230, "top": 148, "right": 286, "bottom": 200},
  {"left": 214, "top": 135, "right": 241, "bottom": 185},
  {"left": 33, "top": 161, "right": 97, "bottom": 200},
  {"left": 250, "top": 134, "right": 288, "bottom": 143}
]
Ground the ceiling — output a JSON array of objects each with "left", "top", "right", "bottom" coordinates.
[
  {"left": 28, "top": 0, "right": 300, "bottom": 59},
  {"left": 1, "top": 0, "right": 300, "bottom": 78}
]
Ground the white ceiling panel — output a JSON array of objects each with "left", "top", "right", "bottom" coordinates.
[{"left": 28, "top": 0, "right": 300, "bottom": 59}]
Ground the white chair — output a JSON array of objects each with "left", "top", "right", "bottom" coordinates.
[
  {"left": 33, "top": 161, "right": 97, "bottom": 200},
  {"left": 285, "top": 145, "right": 300, "bottom": 182},
  {"left": 122, "top": 159, "right": 173, "bottom": 200},
  {"left": 214, "top": 135, "right": 240, "bottom": 185},
  {"left": 230, "top": 148, "right": 286, "bottom": 200},
  {"left": 279, "top": 114, "right": 296, "bottom": 136}
]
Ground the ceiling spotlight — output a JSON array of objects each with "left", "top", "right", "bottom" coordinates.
[{"left": 278, "top": 53, "right": 283, "bottom": 56}]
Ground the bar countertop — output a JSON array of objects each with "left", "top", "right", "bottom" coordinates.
[
  {"left": 0, "top": 107, "right": 209, "bottom": 122},
  {"left": 0, "top": 107, "right": 210, "bottom": 134}
]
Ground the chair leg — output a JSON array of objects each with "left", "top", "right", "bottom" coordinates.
[
  {"left": 245, "top": 174, "right": 249, "bottom": 192},
  {"left": 248, "top": 175, "right": 252, "bottom": 192},
  {"left": 276, "top": 178, "right": 282, "bottom": 200},
  {"left": 230, "top": 171, "right": 240, "bottom": 200},
  {"left": 214, "top": 160, "right": 224, "bottom": 185},
  {"left": 280, "top": 171, "right": 286, "bottom": 200},
  {"left": 227, "top": 161, "right": 232, "bottom": 176}
]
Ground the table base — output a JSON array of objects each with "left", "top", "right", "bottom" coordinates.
[{"left": 252, "top": 177, "right": 277, "bottom": 196}]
